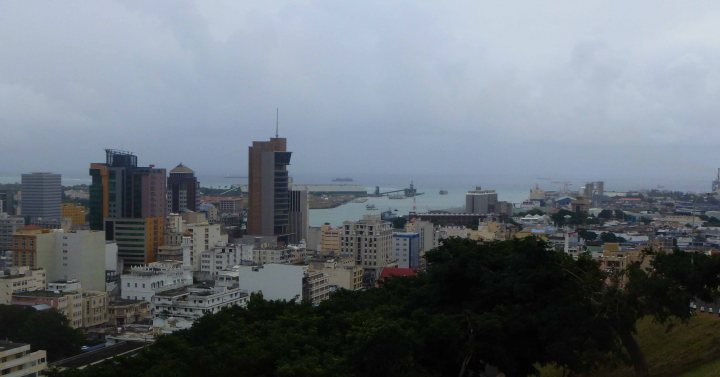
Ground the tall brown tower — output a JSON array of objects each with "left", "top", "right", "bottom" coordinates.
[{"left": 247, "top": 137, "right": 292, "bottom": 240}]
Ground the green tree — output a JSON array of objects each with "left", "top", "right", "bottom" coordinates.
[
  {"left": 578, "top": 229, "right": 598, "bottom": 241},
  {"left": 598, "top": 209, "right": 614, "bottom": 219},
  {"left": 0, "top": 305, "right": 84, "bottom": 361}
]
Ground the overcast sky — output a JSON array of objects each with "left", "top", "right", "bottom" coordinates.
[{"left": 2, "top": 1, "right": 720, "bottom": 189}]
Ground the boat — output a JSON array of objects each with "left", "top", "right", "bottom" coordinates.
[
  {"left": 366, "top": 204, "right": 377, "bottom": 210},
  {"left": 332, "top": 177, "right": 354, "bottom": 182},
  {"left": 388, "top": 194, "right": 406, "bottom": 199},
  {"left": 439, "top": 190, "right": 448, "bottom": 195},
  {"left": 352, "top": 197, "right": 369, "bottom": 203}
]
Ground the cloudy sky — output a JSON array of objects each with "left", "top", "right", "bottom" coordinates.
[{"left": 1, "top": 1, "right": 720, "bottom": 189}]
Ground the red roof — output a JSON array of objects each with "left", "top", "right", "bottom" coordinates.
[{"left": 379, "top": 268, "right": 417, "bottom": 280}]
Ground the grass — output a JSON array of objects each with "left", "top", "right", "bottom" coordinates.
[
  {"left": 680, "top": 358, "right": 720, "bottom": 377},
  {"left": 541, "top": 314, "right": 720, "bottom": 377}
]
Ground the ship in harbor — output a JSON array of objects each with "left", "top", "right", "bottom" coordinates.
[
  {"left": 439, "top": 189, "right": 448, "bottom": 195},
  {"left": 369, "top": 181, "right": 424, "bottom": 198},
  {"left": 332, "top": 177, "right": 354, "bottom": 182},
  {"left": 366, "top": 204, "right": 377, "bottom": 210}
]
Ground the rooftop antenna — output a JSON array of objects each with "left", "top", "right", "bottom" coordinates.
[{"left": 275, "top": 108, "right": 279, "bottom": 138}]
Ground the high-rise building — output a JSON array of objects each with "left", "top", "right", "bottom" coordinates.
[
  {"left": 0, "top": 187, "right": 18, "bottom": 215},
  {"left": 105, "top": 217, "right": 164, "bottom": 270},
  {"left": 288, "top": 189, "right": 308, "bottom": 244},
  {"left": 21, "top": 172, "right": 61, "bottom": 225},
  {"left": 465, "top": 186, "right": 498, "bottom": 214},
  {"left": 0, "top": 213, "right": 24, "bottom": 252},
  {"left": 89, "top": 149, "right": 166, "bottom": 230},
  {"left": 167, "top": 163, "right": 200, "bottom": 213},
  {"left": 89, "top": 150, "right": 166, "bottom": 270},
  {"left": 247, "top": 138, "right": 292, "bottom": 241}
]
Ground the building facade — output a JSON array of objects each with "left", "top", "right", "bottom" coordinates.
[
  {"left": 183, "top": 222, "right": 224, "bottom": 271},
  {"left": 393, "top": 232, "right": 421, "bottom": 269},
  {"left": 21, "top": 173, "right": 61, "bottom": 226},
  {"left": 167, "top": 163, "right": 200, "bottom": 214},
  {"left": 303, "top": 270, "right": 331, "bottom": 305},
  {"left": 107, "top": 299, "right": 151, "bottom": 327},
  {"left": 105, "top": 217, "right": 164, "bottom": 270},
  {"left": 10, "top": 229, "right": 55, "bottom": 269},
  {"left": 465, "top": 187, "right": 498, "bottom": 214},
  {"left": 60, "top": 203, "right": 87, "bottom": 226},
  {"left": 0, "top": 267, "right": 46, "bottom": 305},
  {"left": 199, "top": 242, "right": 253, "bottom": 279},
  {"left": 340, "top": 214, "right": 393, "bottom": 269},
  {"left": 247, "top": 137, "right": 292, "bottom": 241},
  {"left": 0, "top": 213, "right": 24, "bottom": 252},
  {"left": 33, "top": 230, "right": 107, "bottom": 292},
  {"left": 89, "top": 149, "right": 166, "bottom": 230},
  {"left": 310, "top": 259, "right": 363, "bottom": 291},
  {"left": 0, "top": 341, "right": 47, "bottom": 377},
  {"left": 320, "top": 223, "right": 341, "bottom": 254},
  {"left": 12, "top": 289, "right": 84, "bottom": 328},
  {"left": 152, "top": 284, "right": 248, "bottom": 334},
  {"left": 405, "top": 219, "right": 437, "bottom": 254},
  {"left": 288, "top": 189, "right": 308, "bottom": 244},
  {"left": 120, "top": 261, "right": 193, "bottom": 303}
]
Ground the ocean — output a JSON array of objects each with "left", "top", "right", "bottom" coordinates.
[{"left": 1, "top": 172, "right": 715, "bottom": 228}]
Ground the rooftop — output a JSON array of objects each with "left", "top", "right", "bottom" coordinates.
[
  {"left": 0, "top": 341, "right": 27, "bottom": 352},
  {"left": 13, "top": 290, "right": 78, "bottom": 298},
  {"left": 170, "top": 163, "right": 194, "bottom": 174},
  {"left": 380, "top": 267, "right": 418, "bottom": 280}
]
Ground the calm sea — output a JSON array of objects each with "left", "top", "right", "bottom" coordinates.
[{"left": 1, "top": 172, "right": 714, "bottom": 227}]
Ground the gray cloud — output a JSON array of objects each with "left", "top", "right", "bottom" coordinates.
[{"left": 1, "top": 1, "right": 720, "bottom": 190}]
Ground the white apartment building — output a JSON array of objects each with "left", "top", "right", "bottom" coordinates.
[
  {"left": 218, "top": 264, "right": 331, "bottom": 304},
  {"left": 152, "top": 284, "right": 248, "bottom": 334},
  {"left": 251, "top": 243, "right": 305, "bottom": 265},
  {"left": 200, "top": 242, "right": 254, "bottom": 279},
  {"left": 0, "top": 267, "right": 46, "bottom": 305},
  {"left": 121, "top": 261, "right": 193, "bottom": 303},
  {"left": 405, "top": 220, "right": 437, "bottom": 254},
  {"left": 220, "top": 264, "right": 306, "bottom": 302},
  {"left": 340, "top": 214, "right": 393, "bottom": 269},
  {"left": 185, "top": 222, "right": 224, "bottom": 271},
  {"left": 0, "top": 341, "right": 47, "bottom": 377},
  {"left": 33, "top": 229, "right": 107, "bottom": 292}
]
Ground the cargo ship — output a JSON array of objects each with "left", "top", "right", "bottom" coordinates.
[
  {"left": 332, "top": 177, "right": 354, "bottom": 182},
  {"left": 439, "top": 190, "right": 448, "bottom": 195}
]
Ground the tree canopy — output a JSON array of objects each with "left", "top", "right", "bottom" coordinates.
[
  {"left": 55, "top": 238, "right": 720, "bottom": 377},
  {"left": 0, "top": 304, "right": 85, "bottom": 361}
]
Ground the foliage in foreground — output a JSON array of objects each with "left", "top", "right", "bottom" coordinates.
[
  {"left": 0, "top": 304, "right": 85, "bottom": 361},
  {"left": 57, "top": 238, "right": 720, "bottom": 377}
]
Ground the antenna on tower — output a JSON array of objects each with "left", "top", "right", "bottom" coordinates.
[{"left": 275, "top": 108, "right": 279, "bottom": 138}]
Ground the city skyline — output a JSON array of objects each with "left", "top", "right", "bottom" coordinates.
[{"left": 2, "top": 2, "right": 720, "bottom": 184}]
